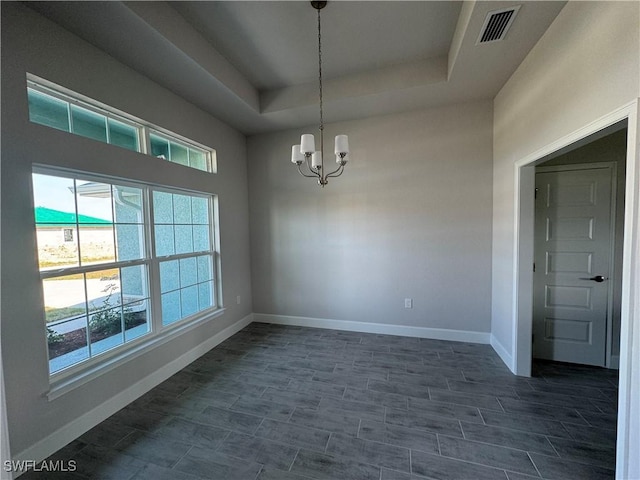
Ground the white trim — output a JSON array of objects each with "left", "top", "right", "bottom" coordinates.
[
  {"left": 615, "top": 100, "right": 640, "bottom": 480},
  {"left": 513, "top": 101, "right": 636, "bottom": 377},
  {"left": 14, "top": 314, "right": 252, "bottom": 469},
  {"left": 48, "top": 308, "right": 226, "bottom": 400},
  {"left": 253, "top": 313, "right": 491, "bottom": 344},
  {"left": 490, "top": 334, "right": 514, "bottom": 371}
]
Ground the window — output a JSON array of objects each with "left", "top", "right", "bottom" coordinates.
[
  {"left": 149, "top": 133, "right": 210, "bottom": 171},
  {"left": 63, "top": 228, "right": 74, "bottom": 242},
  {"left": 27, "top": 75, "right": 216, "bottom": 173},
  {"left": 27, "top": 88, "right": 140, "bottom": 153},
  {"left": 33, "top": 170, "right": 219, "bottom": 376},
  {"left": 153, "top": 191, "right": 215, "bottom": 326}
]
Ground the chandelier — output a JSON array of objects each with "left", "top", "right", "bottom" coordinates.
[{"left": 290, "top": 1, "right": 349, "bottom": 187}]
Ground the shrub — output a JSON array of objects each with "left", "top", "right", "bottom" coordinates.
[{"left": 47, "top": 327, "right": 64, "bottom": 345}]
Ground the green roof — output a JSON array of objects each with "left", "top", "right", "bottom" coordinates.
[{"left": 34, "top": 206, "right": 112, "bottom": 226}]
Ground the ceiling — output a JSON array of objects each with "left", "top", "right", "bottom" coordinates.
[{"left": 26, "top": 1, "right": 567, "bottom": 135}]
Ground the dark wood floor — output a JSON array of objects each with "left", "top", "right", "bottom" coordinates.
[{"left": 22, "top": 322, "right": 618, "bottom": 479}]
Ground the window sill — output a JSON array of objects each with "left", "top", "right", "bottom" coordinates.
[{"left": 47, "top": 308, "right": 226, "bottom": 401}]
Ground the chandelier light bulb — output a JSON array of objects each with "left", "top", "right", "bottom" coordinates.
[
  {"left": 291, "top": 145, "right": 304, "bottom": 164},
  {"left": 300, "top": 134, "right": 315, "bottom": 155},
  {"left": 311, "top": 151, "right": 322, "bottom": 169},
  {"left": 335, "top": 135, "right": 349, "bottom": 155}
]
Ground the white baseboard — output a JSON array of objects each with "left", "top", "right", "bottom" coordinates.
[
  {"left": 13, "top": 314, "right": 253, "bottom": 473},
  {"left": 490, "top": 334, "right": 514, "bottom": 371},
  {"left": 253, "top": 313, "right": 491, "bottom": 344}
]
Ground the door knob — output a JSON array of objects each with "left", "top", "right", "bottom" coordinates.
[{"left": 588, "top": 275, "right": 607, "bottom": 283}]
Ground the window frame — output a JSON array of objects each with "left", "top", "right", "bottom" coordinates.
[{"left": 33, "top": 166, "right": 223, "bottom": 397}]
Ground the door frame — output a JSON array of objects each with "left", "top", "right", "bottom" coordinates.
[
  {"left": 534, "top": 162, "right": 618, "bottom": 367},
  {"left": 512, "top": 99, "right": 640, "bottom": 478}
]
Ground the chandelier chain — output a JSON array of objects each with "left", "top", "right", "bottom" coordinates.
[
  {"left": 317, "top": 6, "right": 324, "bottom": 157},
  {"left": 291, "top": 1, "right": 348, "bottom": 188}
]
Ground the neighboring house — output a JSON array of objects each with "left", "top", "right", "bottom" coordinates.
[{"left": 34, "top": 207, "right": 113, "bottom": 265}]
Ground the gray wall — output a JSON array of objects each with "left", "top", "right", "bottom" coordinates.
[
  {"left": 492, "top": 0, "right": 639, "bottom": 356},
  {"left": 248, "top": 101, "right": 493, "bottom": 333},
  {"left": 491, "top": 3, "right": 639, "bottom": 474},
  {"left": 1, "top": 3, "right": 252, "bottom": 456},
  {"left": 541, "top": 129, "right": 627, "bottom": 358}
]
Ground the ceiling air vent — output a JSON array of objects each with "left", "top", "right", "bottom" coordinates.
[{"left": 477, "top": 6, "right": 521, "bottom": 44}]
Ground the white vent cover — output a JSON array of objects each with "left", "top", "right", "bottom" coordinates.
[{"left": 477, "top": 6, "right": 521, "bottom": 44}]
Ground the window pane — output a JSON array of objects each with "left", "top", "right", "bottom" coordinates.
[
  {"left": 150, "top": 134, "right": 169, "bottom": 160},
  {"left": 197, "top": 255, "right": 212, "bottom": 283},
  {"left": 48, "top": 316, "right": 89, "bottom": 374},
  {"left": 108, "top": 118, "right": 139, "bottom": 151},
  {"left": 170, "top": 142, "right": 189, "bottom": 166},
  {"left": 124, "top": 300, "right": 150, "bottom": 342},
  {"left": 120, "top": 265, "right": 150, "bottom": 342},
  {"left": 189, "top": 149, "right": 207, "bottom": 171},
  {"left": 43, "top": 275, "right": 87, "bottom": 323},
  {"left": 193, "top": 225, "right": 210, "bottom": 252},
  {"left": 79, "top": 225, "right": 115, "bottom": 265},
  {"left": 35, "top": 225, "right": 79, "bottom": 269},
  {"left": 191, "top": 197, "right": 209, "bottom": 225},
  {"left": 121, "top": 265, "right": 147, "bottom": 300},
  {"left": 162, "top": 291, "right": 181, "bottom": 326},
  {"left": 180, "top": 285, "right": 198, "bottom": 318},
  {"left": 198, "top": 281, "right": 214, "bottom": 310},
  {"left": 44, "top": 274, "right": 89, "bottom": 373},
  {"left": 175, "top": 225, "right": 193, "bottom": 254},
  {"left": 86, "top": 269, "right": 121, "bottom": 312},
  {"left": 71, "top": 105, "right": 107, "bottom": 142},
  {"left": 33, "top": 175, "right": 82, "bottom": 269},
  {"left": 155, "top": 225, "right": 175, "bottom": 257},
  {"left": 89, "top": 307, "right": 124, "bottom": 355},
  {"left": 28, "top": 89, "right": 70, "bottom": 132},
  {"left": 160, "top": 260, "right": 179, "bottom": 293},
  {"left": 33, "top": 174, "right": 77, "bottom": 222},
  {"left": 115, "top": 224, "right": 144, "bottom": 261},
  {"left": 113, "top": 186, "right": 143, "bottom": 223},
  {"left": 76, "top": 181, "right": 113, "bottom": 224},
  {"left": 173, "top": 194, "right": 192, "bottom": 224},
  {"left": 179, "top": 257, "right": 197, "bottom": 287},
  {"left": 153, "top": 191, "right": 173, "bottom": 224}
]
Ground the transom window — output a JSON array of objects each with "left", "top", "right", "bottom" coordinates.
[
  {"left": 27, "top": 74, "right": 216, "bottom": 173},
  {"left": 33, "top": 169, "right": 220, "bottom": 375}
]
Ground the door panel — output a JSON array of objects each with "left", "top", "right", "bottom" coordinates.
[
  {"left": 533, "top": 166, "right": 613, "bottom": 366},
  {"left": 546, "top": 252, "right": 592, "bottom": 274},
  {"left": 545, "top": 285, "right": 592, "bottom": 309}
]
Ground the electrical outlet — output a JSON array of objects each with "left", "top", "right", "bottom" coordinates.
[
  {"left": 404, "top": 298, "right": 413, "bottom": 309},
  {"left": 236, "top": 295, "right": 241, "bottom": 305}
]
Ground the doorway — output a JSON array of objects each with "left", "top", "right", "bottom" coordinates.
[
  {"left": 532, "top": 129, "right": 626, "bottom": 368},
  {"left": 512, "top": 102, "right": 640, "bottom": 479}
]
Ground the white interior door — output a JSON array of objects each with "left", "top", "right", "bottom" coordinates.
[{"left": 533, "top": 164, "right": 615, "bottom": 366}]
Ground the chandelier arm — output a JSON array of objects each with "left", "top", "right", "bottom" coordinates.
[
  {"left": 305, "top": 154, "right": 321, "bottom": 176},
  {"left": 325, "top": 164, "right": 345, "bottom": 178},
  {"left": 297, "top": 163, "right": 320, "bottom": 178}
]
